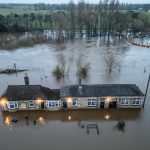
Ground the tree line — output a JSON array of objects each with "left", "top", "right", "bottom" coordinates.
[
  {"left": 0, "top": 2, "right": 150, "bottom": 11},
  {"left": 0, "top": 0, "right": 150, "bottom": 40}
]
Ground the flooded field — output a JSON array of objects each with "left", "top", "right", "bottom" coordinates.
[{"left": 0, "top": 36, "right": 150, "bottom": 150}]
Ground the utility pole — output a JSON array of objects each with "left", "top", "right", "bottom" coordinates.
[{"left": 143, "top": 74, "right": 150, "bottom": 108}]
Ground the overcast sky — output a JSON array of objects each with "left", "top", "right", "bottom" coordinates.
[{"left": 0, "top": 0, "right": 150, "bottom": 4}]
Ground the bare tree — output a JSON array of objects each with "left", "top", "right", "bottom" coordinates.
[
  {"left": 67, "top": 56, "right": 73, "bottom": 76},
  {"left": 53, "top": 54, "right": 73, "bottom": 79},
  {"left": 58, "top": 54, "right": 66, "bottom": 78},
  {"left": 76, "top": 55, "right": 82, "bottom": 76},
  {"left": 67, "top": 0, "right": 76, "bottom": 39},
  {"left": 104, "top": 51, "right": 119, "bottom": 73},
  {"left": 52, "top": 54, "right": 66, "bottom": 79},
  {"left": 52, "top": 65, "right": 63, "bottom": 79},
  {"left": 76, "top": 55, "right": 90, "bottom": 78}
]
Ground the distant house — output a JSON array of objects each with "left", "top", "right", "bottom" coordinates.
[
  {"left": 60, "top": 84, "right": 144, "bottom": 109},
  {"left": 0, "top": 85, "right": 60, "bottom": 112}
]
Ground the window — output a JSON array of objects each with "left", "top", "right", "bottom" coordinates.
[
  {"left": 88, "top": 99, "right": 96, "bottom": 107},
  {"left": 72, "top": 99, "right": 77, "bottom": 106},
  {"left": 28, "top": 101, "right": 35, "bottom": 108},
  {"left": 121, "top": 99, "right": 129, "bottom": 105},
  {"left": 132, "top": 99, "right": 141, "bottom": 106},
  {"left": 8, "top": 101, "right": 18, "bottom": 110},
  {"left": 118, "top": 98, "right": 121, "bottom": 100},
  {"left": 46, "top": 100, "right": 61, "bottom": 108}
]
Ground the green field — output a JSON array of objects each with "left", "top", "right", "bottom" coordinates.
[{"left": 0, "top": 8, "right": 52, "bottom": 16}]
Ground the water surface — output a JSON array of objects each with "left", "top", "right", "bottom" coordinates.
[{"left": 0, "top": 36, "right": 150, "bottom": 150}]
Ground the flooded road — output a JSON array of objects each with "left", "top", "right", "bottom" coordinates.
[{"left": 0, "top": 36, "right": 150, "bottom": 150}]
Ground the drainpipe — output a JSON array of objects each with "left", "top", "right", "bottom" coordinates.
[{"left": 143, "top": 74, "right": 150, "bottom": 108}]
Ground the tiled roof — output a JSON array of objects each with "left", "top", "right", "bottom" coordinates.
[
  {"left": 60, "top": 84, "right": 144, "bottom": 97},
  {"left": 1, "top": 85, "right": 60, "bottom": 101}
]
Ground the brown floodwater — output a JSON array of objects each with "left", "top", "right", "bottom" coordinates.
[{"left": 0, "top": 35, "right": 150, "bottom": 150}]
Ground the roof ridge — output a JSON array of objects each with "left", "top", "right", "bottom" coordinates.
[{"left": 61, "top": 84, "right": 137, "bottom": 87}]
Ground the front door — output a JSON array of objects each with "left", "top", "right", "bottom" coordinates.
[
  {"left": 109, "top": 101, "right": 117, "bottom": 108},
  {"left": 63, "top": 101, "right": 67, "bottom": 108},
  {"left": 100, "top": 102, "right": 105, "bottom": 108},
  {"left": 41, "top": 102, "right": 45, "bottom": 109}
]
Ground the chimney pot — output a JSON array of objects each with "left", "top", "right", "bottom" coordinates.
[
  {"left": 79, "top": 76, "right": 82, "bottom": 86},
  {"left": 24, "top": 73, "right": 29, "bottom": 85}
]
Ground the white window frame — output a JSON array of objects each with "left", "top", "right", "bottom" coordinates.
[
  {"left": 121, "top": 98, "right": 129, "bottom": 106},
  {"left": 132, "top": 99, "right": 141, "bottom": 106},
  {"left": 8, "top": 101, "right": 18, "bottom": 110},
  {"left": 88, "top": 99, "right": 96, "bottom": 107},
  {"left": 28, "top": 100, "right": 35, "bottom": 108},
  {"left": 46, "top": 100, "right": 61, "bottom": 108}
]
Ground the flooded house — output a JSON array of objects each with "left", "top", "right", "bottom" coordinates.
[
  {"left": 0, "top": 85, "right": 60, "bottom": 112},
  {"left": 0, "top": 81, "right": 144, "bottom": 112},
  {"left": 60, "top": 84, "right": 144, "bottom": 109}
]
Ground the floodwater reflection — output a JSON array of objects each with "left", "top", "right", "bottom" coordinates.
[
  {"left": 0, "top": 108, "right": 150, "bottom": 150},
  {"left": 2, "top": 109, "right": 142, "bottom": 127}
]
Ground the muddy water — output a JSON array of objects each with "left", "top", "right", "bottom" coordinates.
[
  {"left": 0, "top": 36, "right": 150, "bottom": 150},
  {"left": 0, "top": 108, "right": 150, "bottom": 150}
]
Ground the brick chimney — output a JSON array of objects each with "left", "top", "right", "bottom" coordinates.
[
  {"left": 78, "top": 76, "right": 83, "bottom": 96},
  {"left": 24, "top": 73, "right": 29, "bottom": 85}
]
